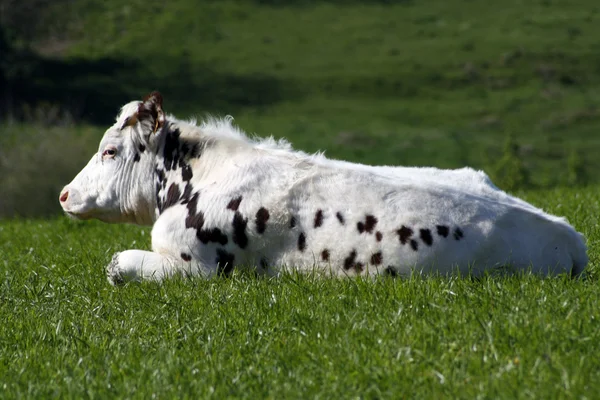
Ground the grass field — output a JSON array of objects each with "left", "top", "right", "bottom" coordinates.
[
  {"left": 1, "top": 187, "right": 599, "bottom": 398},
  {"left": 2, "top": 0, "right": 600, "bottom": 397}
]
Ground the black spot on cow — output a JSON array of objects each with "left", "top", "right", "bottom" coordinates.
[
  {"left": 357, "top": 222, "right": 365, "bottom": 234},
  {"left": 162, "top": 128, "right": 181, "bottom": 171},
  {"left": 420, "top": 228, "right": 433, "bottom": 246},
  {"left": 227, "top": 196, "right": 243, "bottom": 211},
  {"left": 197, "top": 227, "right": 228, "bottom": 245},
  {"left": 298, "top": 232, "right": 306, "bottom": 252},
  {"left": 357, "top": 215, "right": 378, "bottom": 234},
  {"left": 181, "top": 252, "right": 192, "bottom": 262},
  {"left": 189, "top": 142, "right": 202, "bottom": 158},
  {"left": 410, "top": 239, "right": 419, "bottom": 251},
  {"left": 185, "top": 193, "right": 204, "bottom": 230},
  {"left": 155, "top": 168, "right": 165, "bottom": 183},
  {"left": 133, "top": 152, "right": 141, "bottom": 163},
  {"left": 454, "top": 227, "right": 464, "bottom": 241},
  {"left": 216, "top": 248, "right": 235, "bottom": 276},
  {"left": 355, "top": 262, "right": 364, "bottom": 273},
  {"left": 181, "top": 164, "right": 193, "bottom": 182},
  {"left": 321, "top": 249, "right": 330, "bottom": 262},
  {"left": 180, "top": 141, "right": 190, "bottom": 157},
  {"left": 343, "top": 249, "right": 357, "bottom": 270},
  {"left": 376, "top": 231, "right": 383, "bottom": 242},
  {"left": 384, "top": 266, "right": 398, "bottom": 277},
  {"left": 260, "top": 257, "right": 269, "bottom": 270},
  {"left": 336, "top": 212, "right": 345, "bottom": 225},
  {"left": 397, "top": 225, "right": 413, "bottom": 245},
  {"left": 180, "top": 184, "right": 192, "bottom": 204},
  {"left": 155, "top": 182, "right": 163, "bottom": 213},
  {"left": 163, "top": 183, "right": 181, "bottom": 210},
  {"left": 177, "top": 158, "right": 186, "bottom": 171},
  {"left": 437, "top": 225, "right": 449, "bottom": 238},
  {"left": 232, "top": 212, "right": 249, "bottom": 249},
  {"left": 289, "top": 216, "right": 296, "bottom": 228},
  {"left": 370, "top": 251, "right": 383, "bottom": 265},
  {"left": 314, "top": 209, "right": 324, "bottom": 228},
  {"left": 138, "top": 143, "right": 146, "bottom": 153},
  {"left": 256, "top": 207, "right": 270, "bottom": 234},
  {"left": 364, "top": 215, "right": 377, "bottom": 233}
]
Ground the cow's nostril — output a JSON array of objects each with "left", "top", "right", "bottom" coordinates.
[{"left": 60, "top": 191, "right": 69, "bottom": 203}]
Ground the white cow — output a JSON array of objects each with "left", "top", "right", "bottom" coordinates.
[{"left": 59, "top": 92, "right": 588, "bottom": 284}]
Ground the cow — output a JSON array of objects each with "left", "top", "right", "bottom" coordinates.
[{"left": 59, "top": 92, "right": 588, "bottom": 285}]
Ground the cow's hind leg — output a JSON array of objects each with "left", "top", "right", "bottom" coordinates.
[{"left": 106, "top": 250, "right": 200, "bottom": 285}]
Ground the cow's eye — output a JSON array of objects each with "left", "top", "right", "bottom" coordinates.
[{"left": 102, "top": 148, "right": 117, "bottom": 158}]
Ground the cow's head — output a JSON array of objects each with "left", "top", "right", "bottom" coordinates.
[{"left": 59, "top": 92, "right": 166, "bottom": 225}]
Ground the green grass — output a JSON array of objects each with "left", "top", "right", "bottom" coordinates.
[
  {"left": 1, "top": 186, "right": 599, "bottom": 398},
  {"left": 2, "top": 1, "right": 600, "bottom": 397}
]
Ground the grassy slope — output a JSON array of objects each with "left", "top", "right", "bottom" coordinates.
[
  {"left": 4, "top": 0, "right": 600, "bottom": 217},
  {"left": 1, "top": 187, "right": 599, "bottom": 398},
  {"left": 45, "top": 0, "right": 600, "bottom": 182}
]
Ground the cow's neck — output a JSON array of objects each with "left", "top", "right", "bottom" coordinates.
[{"left": 152, "top": 125, "right": 208, "bottom": 222}]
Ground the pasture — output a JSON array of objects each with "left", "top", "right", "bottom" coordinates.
[
  {"left": 1, "top": 188, "right": 599, "bottom": 398},
  {"left": 2, "top": 0, "right": 600, "bottom": 397}
]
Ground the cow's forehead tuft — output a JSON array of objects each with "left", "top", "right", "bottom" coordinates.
[{"left": 115, "top": 101, "right": 142, "bottom": 127}]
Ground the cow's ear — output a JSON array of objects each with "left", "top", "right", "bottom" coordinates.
[{"left": 121, "top": 91, "right": 165, "bottom": 136}]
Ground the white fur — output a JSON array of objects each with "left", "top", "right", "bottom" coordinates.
[{"left": 60, "top": 100, "right": 588, "bottom": 284}]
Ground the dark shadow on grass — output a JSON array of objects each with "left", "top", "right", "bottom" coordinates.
[
  {"left": 240, "top": 0, "right": 412, "bottom": 5},
  {"left": 1, "top": 30, "right": 299, "bottom": 125}
]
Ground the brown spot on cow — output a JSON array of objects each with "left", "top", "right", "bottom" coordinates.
[
  {"left": 454, "top": 227, "right": 464, "bottom": 240},
  {"left": 216, "top": 248, "right": 235, "bottom": 276},
  {"left": 180, "top": 252, "right": 192, "bottom": 262},
  {"left": 298, "top": 232, "right": 306, "bottom": 252},
  {"left": 343, "top": 249, "right": 357, "bottom": 270},
  {"left": 232, "top": 212, "right": 249, "bottom": 249},
  {"left": 410, "top": 239, "right": 419, "bottom": 251},
  {"left": 336, "top": 212, "right": 345, "bottom": 225},
  {"left": 314, "top": 209, "right": 324, "bottom": 228},
  {"left": 420, "top": 228, "right": 433, "bottom": 246},
  {"left": 256, "top": 207, "right": 270, "bottom": 234},
  {"left": 376, "top": 231, "right": 383, "bottom": 242},
  {"left": 437, "top": 225, "right": 450, "bottom": 238},
  {"left": 227, "top": 196, "right": 243, "bottom": 211},
  {"left": 163, "top": 183, "right": 181, "bottom": 210},
  {"left": 357, "top": 215, "right": 377, "bottom": 234},
  {"left": 364, "top": 215, "right": 377, "bottom": 233},
  {"left": 321, "top": 249, "right": 330, "bottom": 262},
  {"left": 397, "top": 225, "right": 413, "bottom": 245},
  {"left": 370, "top": 251, "right": 383, "bottom": 265}
]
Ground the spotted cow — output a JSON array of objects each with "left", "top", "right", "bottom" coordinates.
[{"left": 59, "top": 92, "right": 588, "bottom": 284}]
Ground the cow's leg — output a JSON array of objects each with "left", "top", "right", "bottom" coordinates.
[{"left": 106, "top": 250, "right": 202, "bottom": 285}]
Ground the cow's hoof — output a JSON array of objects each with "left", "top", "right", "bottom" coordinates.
[{"left": 106, "top": 252, "right": 125, "bottom": 286}]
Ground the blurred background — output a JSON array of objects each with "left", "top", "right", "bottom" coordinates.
[{"left": 1, "top": 0, "right": 598, "bottom": 218}]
